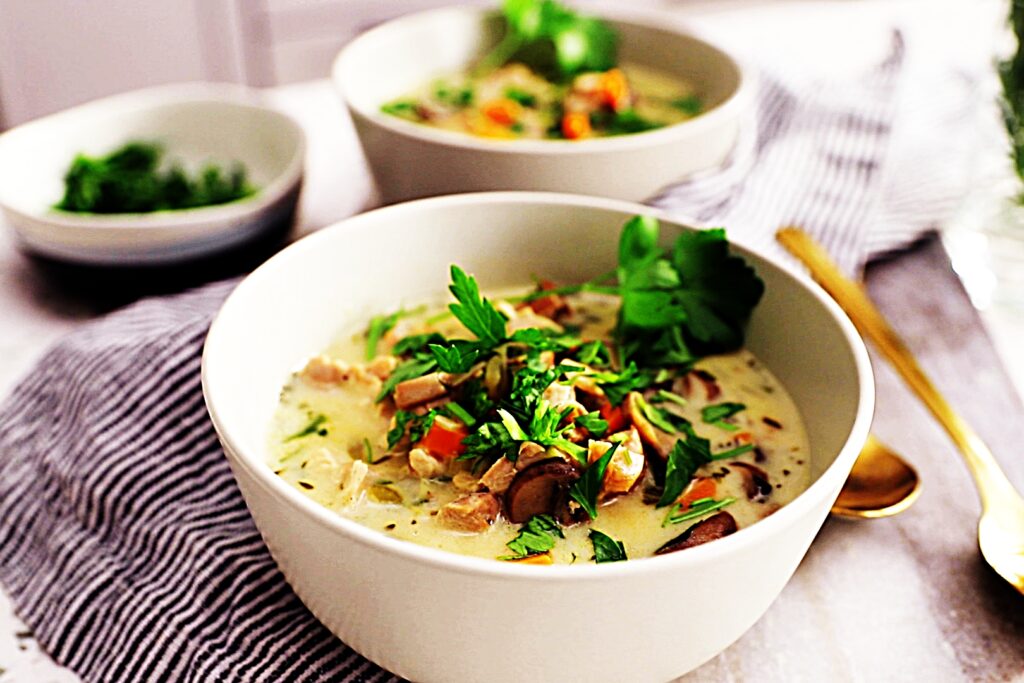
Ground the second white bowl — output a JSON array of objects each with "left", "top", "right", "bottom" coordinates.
[{"left": 333, "top": 7, "right": 748, "bottom": 204}]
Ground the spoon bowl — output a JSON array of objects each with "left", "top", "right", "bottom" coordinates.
[
  {"left": 832, "top": 434, "right": 921, "bottom": 519},
  {"left": 779, "top": 226, "right": 1024, "bottom": 596}
]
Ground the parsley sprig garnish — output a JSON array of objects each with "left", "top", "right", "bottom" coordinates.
[
  {"left": 589, "top": 529, "right": 627, "bottom": 563},
  {"left": 503, "top": 514, "right": 563, "bottom": 559},
  {"left": 615, "top": 215, "right": 764, "bottom": 369},
  {"left": 663, "top": 496, "right": 737, "bottom": 527},
  {"left": 480, "top": 0, "right": 618, "bottom": 81},
  {"left": 569, "top": 442, "right": 618, "bottom": 519}
]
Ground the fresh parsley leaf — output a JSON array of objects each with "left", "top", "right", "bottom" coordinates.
[
  {"left": 504, "top": 87, "right": 537, "bottom": 107},
  {"left": 664, "top": 496, "right": 736, "bottom": 526},
  {"left": 656, "top": 429, "right": 712, "bottom": 508},
  {"left": 671, "top": 229, "right": 764, "bottom": 350},
  {"left": 702, "top": 402, "right": 746, "bottom": 424},
  {"left": 651, "top": 389, "right": 687, "bottom": 407},
  {"left": 505, "top": 514, "right": 563, "bottom": 558},
  {"left": 386, "top": 410, "right": 438, "bottom": 449},
  {"left": 284, "top": 414, "right": 327, "bottom": 442},
  {"left": 508, "top": 327, "right": 579, "bottom": 352},
  {"left": 710, "top": 443, "right": 755, "bottom": 461},
  {"left": 365, "top": 311, "right": 401, "bottom": 360},
  {"left": 569, "top": 442, "right": 618, "bottom": 519},
  {"left": 671, "top": 95, "right": 702, "bottom": 116},
  {"left": 574, "top": 412, "right": 608, "bottom": 437},
  {"left": 376, "top": 357, "right": 437, "bottom": 402},
  {"left": 636, "top": 394, "right": 689, "bottom": 434},
  {"left": 614, "top": 217, "right": 763, "bottom": 368},
  {"left": 589, "top": 529, "right": 627, "bottom": 563},
  {"left": 459, "top": 420, "right": 519, "bottom": 462},
  {"left": 591, "top": 362, "right": 653, "bottom": 406},
  {"left": 448, "top": 265, "right": 507, "bottom": 347},
  {"left": 391, "top": 332, "right": 447, "bottom": 356},
  {"left": 429, "top": 341, "right": 483, "bottom": 373},
  {"left": 442, "top": 402, "right": 477, "bottom": 428},
  {"left": 483, "top": 0, "right": 618, "bottom": 81},
  {"left": 592, "top": 109, "right": 664, "bottom": 135},
  {"left": 575, "top": 340, "right": 610, "bottom": 366}
]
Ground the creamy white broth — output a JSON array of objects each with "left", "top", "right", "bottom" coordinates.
[
  {"left": 381, "top": 62, "right": 701, "bottom": 140},
  {"left": 269, "top": 291, "right": 810, "bottom": 564}
]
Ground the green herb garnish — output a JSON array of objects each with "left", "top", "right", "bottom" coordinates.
[
  {"left": 663, "top": 496, "right": 736, "bottom": 526},
  {"left": 569, "top": 441, "right": 618, "bottom": 519},
  {"left": 615, "top": 216, "right": 764, "bottom": 369},
  {"left": 574, "top": 412, "right": 609, "bottom": 437},
  {"left": 504, "top": 514, "right": 563, "bottom": 558},
  {"left": 702, "top": 402, "right": 746, "bottom": 431},
  {"left": 55, "top": 141, "right": 254, "bottom": 214},
  {"left": 671, "top": 95, "right": 702, "bottom": 116},
  {"left": 710, "top": 443, "right": 756, "bottom": 461},
  {"left": 480, "top": 0, "right": 618, "bottom": 81},
  {"left": 589, "top": 529, "right": 627, "bottom": 563},
  {"left": 656, "top": 429, "right": 712, "bottom": 508},
  {"left": 284, "top": 414, "right": 328, "bottom": 442},
  {"left": 448, "top": 265, "right": 508, "bottom": 347}
]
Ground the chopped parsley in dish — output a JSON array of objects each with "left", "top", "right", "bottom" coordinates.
[
  {"left": 269, "top": 216, "right": 811, "bottom": 563},
  {"left": 54, "top": 141, "right": 255, "bottom": 214},
  {"left": 379, "top": 0, "right": 704, "bottom": 140}
]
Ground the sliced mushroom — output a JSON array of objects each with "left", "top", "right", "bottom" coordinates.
[
  {"left": 673, "top": 370, "right": 721, "bottom": 402},
  {"left": 730, "top": 461, "right": 772, "bottom": 502},
  {"left": 393, "top": 372, "right": 450, "bottom": 409},
  {"left": 624, "top": 391, "right": 675, "bottom": 460},
  {"left": 505, "top": 459, "right": 581, "bottom": 523},
  {"left": 654, "top": 511, "right": 738, "bottom": 555},
  {"left": 438, "top": 492, "right": 501, "bottom": 532}
]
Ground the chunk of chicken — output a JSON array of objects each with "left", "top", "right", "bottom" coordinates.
[
  {"left": 480, "top": 457, "right": 516, "bottom": 494},
  {"left": 438, "top": 493, "right": 501, "bottom": 532},
  {"left": 409, "top": 448, "right": 446, "bottom": 479},
  {"left": 393, "top": 372, "right": 450, "bottom": 409},
  {"left": 301, "top": 355, "right": 383, "bottom": 393},
  {"left": 516, "top": 442, "right": 550, "bottom": 470},
  {"left": 588, "top": 427, "right": 645, "bottom": 497},
  {"left": 339, "top": 460, "right": 369, "bottom": 505}
]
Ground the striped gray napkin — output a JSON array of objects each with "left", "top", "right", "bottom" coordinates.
[{"left": 0, "top": 34, "right": 975, "bottom": 683}]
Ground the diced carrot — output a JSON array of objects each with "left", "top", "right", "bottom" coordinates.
[
  {"left": 418, "top": 415, "right": 469, "bottom": 459},
  {"left": 599, "top": 401, "right": 629, "bottom": 433},
  {"left": 599, "top": 68, "right": 630, "bottom": 111},
  {"left": 482, "top": 98, "right": 522, "bottom": 126},
  {"left": 735, "top": 432, "right": 753, "bottom": 445},
  {"left": 526, "top": 279, "right": 569, "bottom": 319},
  {"left": 561, "top": 112, "right": 592, "bottom": 139},
  {"left": 678, "top": 477, "right": 717, "bottom": 509},
  {"left": 506, "top": 552, "right": 554, "bottom": 565}
]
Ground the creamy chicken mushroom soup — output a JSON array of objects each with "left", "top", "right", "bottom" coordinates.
[{"left": 268, "top": 216, "right": 811, "bottom": 565}]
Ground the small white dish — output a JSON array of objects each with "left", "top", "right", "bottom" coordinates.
[
  {"left": 0, "top": 83, "right": 305, "bottom": 266},
  {"left": 202, "top": 192, "right": 873, "bottom": 683},
  {"left": 333, "top": 6, "right": 749, "bottom": 204}
]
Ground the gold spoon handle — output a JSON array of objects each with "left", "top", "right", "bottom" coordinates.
[{"left": 777, "top": 228, "right": 1019, "bottom": 510}]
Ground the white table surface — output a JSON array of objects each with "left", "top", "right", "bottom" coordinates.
[{"left": 0, "top": 0, "right": 1019, "bottom": 680}]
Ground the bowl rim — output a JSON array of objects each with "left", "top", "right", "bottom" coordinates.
[
  {"left": 332, "top": 5, "right": 750, "bottom": 156},
  {"left": 0, "top": 82, "right": 306, "bottom": 230},
  {"left": 202, "top": 191, "right": 874, "bottom": 582}
]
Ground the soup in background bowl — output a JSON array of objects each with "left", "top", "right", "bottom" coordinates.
[
  {"left": 202, "top": 192, "right": 873, "bottom": 683},
  {"left": 333, "top": 6, "right": 748, "bottom": 203}
]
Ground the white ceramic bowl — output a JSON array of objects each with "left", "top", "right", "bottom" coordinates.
[
  {"left": 333, "top": 7, "right": 747, "bottom": 204},
  {"left": 203, "top": 193, "right": 872, "bottom": 683},
  {"left": 0, "top": 83, "right": 305, "bottom": 265}
]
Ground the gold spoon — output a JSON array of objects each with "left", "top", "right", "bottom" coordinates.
[
  {"left": 831, "top": 433, "right": 921, "bottom": 519},
  {"left": 778, "top": 227, "right": 1024, "bottom": 595}
]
